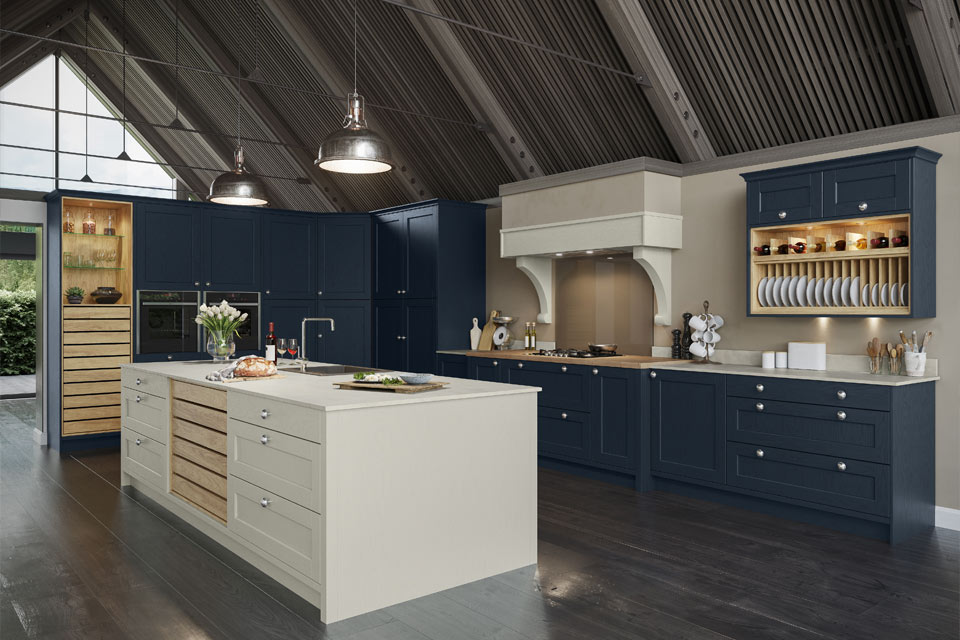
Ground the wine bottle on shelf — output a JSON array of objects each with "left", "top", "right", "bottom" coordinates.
[
  {"left": 753, "top": 245, "right": 770, "bottom": 256},
  {"left": 524, "top": 323, "right": 531, "bottom": 349},
  {"left": 265, "top": 321, "right": 277, "bottom": 363},
  {"left": 530, "top": 323, "right": 537, "bottom": 350}
]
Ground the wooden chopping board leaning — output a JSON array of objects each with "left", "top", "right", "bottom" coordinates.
[{"left": 477, "top": 310, "right": 498, "bottom": 351}]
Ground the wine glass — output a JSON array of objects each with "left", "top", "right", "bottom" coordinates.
[
  {"left": 286, "top": 338, "right": 299, "bottom": 362},
  {"left": 277, "top": 338, "right": 288, "bottom": 363}
]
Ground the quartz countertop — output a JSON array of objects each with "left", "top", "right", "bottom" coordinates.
[
  {"left": 122, "top": 361, "right": 538, "bottom": 412},
  {"left": 436, "top": 349, "right": 675, "bottom": 369}
]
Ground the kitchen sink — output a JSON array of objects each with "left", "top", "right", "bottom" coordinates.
[{"left": 293, "top": 365, "right": 385, "bottom": 376}]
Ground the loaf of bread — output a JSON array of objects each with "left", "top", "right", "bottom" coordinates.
[{"left": 233, "top": 357, "right": 277, "bottom": 377}]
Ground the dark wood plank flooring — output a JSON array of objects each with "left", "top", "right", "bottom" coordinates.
[{"left": 1, "top": 398, "right": 957, "bottom": 639}]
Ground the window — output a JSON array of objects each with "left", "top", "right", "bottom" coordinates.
[{"left": 0, "top": 55, "right": 177, "bottom": 197}]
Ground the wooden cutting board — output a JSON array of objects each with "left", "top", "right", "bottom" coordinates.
[
  {"left": 221, "top": 374, "right": 286, "bottom": 383},
  {"left": 334, "top": 380, "right": 449, "bottom": 393},
  {"left": 477, "top": 310, "right": 498, "bottom": 351}
]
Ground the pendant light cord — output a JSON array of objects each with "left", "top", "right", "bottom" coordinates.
[
  {"left": 173, "top": 0, "right": 179, "bottom": 122},
  {"left": 236, "top": 0, "right": 242, "bottom": 151},
  {"left": 83, "top": 0, "right": 89, "bottom": 177},
  {"left": 120, "top": 0, "right": 127, "bottom": 154},
  {"left": 353, "top": 0, "right": 357, "bottom": 94}
]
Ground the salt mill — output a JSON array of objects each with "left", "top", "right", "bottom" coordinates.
[{"left": 671, "top": 329, "right": 682, "bottom": 359}]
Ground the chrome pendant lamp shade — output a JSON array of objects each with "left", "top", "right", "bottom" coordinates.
[
  {"left": 209, "top": 146, "right": 268, "bottom": 206},
  {"left": 317, "top": 93, "right": 393, "bottom": 174}
]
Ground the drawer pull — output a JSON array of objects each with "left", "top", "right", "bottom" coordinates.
[
  {"left": 561, "top": 365, "right": 567, "bottom": 373},
  {"left": 778, "top": 211, "right": 787, "bottom": 219},
  {"left": 837, "top": 461, "right": 847, "bottom": 471},
  {"left": 837, "top": 410, "right": 847, "bottom": 421},
  {"left": 518, "top": 362, "right": 524, "bottom": 369},
  {"left": 756, "top": 448, "right": 764, "bottom": 458},
  {"left": 260, "top": 497, "right": 271, "bottom": 508},
  {"left": 260, "top": 434, "right": 270, "bottom": 445},
  {"left": 592, "top": 368, "right": 598, "bottom": 375},
  {"left": 650, "top": 371, "right": 657, "bottom": 378},
  {"left": 756, "top": 402, "right": 764, "bottom": 412},
  {"left": 167, "top": 355, "right": 173, "bottom": 361},
  {"left": 135, "top": 377, "right": 141, "bottom": 386},
  {"left": 492, "top": 360, "right": 498, "bottom": 366},
  {"left": 135, "top": 438, "right": 142, "bottom": 446},
  {"left": 755, "top": 383, "right": 764, "bottom": 392},
  {"left": 260, "top": 409, "right": 270, "bottom": 420},
  {"left": 858, "top": 202, "right": 868, "bottom": 212},
  {"left": 561, "top": 412, "right": 568, "bottom": 419},
  {"left": 836, "top": 390, "right": 846, "bottom": 400},
  {"left": 135, "top": 395, "right": 142, "bottom": 403}
]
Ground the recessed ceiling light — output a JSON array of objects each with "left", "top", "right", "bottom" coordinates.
[
  {"left": 586, "top": 250, "right": 594, "bottom": 254},
  {"left": 607, "top": 256, "right": 614, "bottom": 260},
  {"left": 555, "top": 252, "right": 563, "bottom": 257}
]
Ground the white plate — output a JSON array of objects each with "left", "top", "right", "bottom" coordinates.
[
  {"left": 823, "top": 277, "right": 834, "bottom": 306},
  {"left": 796, "top": 275, "right": 808, "bottom": 306},
  {"left": 806, "top": 278, "right": 817, "bottom": 307},
  {"left": 832, "top": 278, "right": 843, "bottom": 307},
  {"left": 785, "top": 276, "right": 798, "bottom": 306},
  {"left": 900, "top": 283, "right": 908, "bottom": 305},
  {"left": 861, "top": 284, "right": 869, "bottom": 306},
  {"left": 871, "top": 283, "right": 880, "bottom": 306},
  {"left": 758, "top": 277, "right": 768, "bottom": 307},
  {"left": 850, "top": 277, "right": 860, "bottom": 307},
  {"left": 840, "top": 277, "right": 852, "bottom": 307},
  {"left": 765, "top": 276, "right": 778, "bottom": 307},
  {"left": 890, "top": 283, "right": 899, "bottom": 307},
  {"left": 771, "top": 277, "right": 783, "bottom": 306},
  {"left": 815, "top": 278, "right": 825, "bottom": 306},
  {"left": 881, "top": 283, "right": 889, "bottom": 306}
]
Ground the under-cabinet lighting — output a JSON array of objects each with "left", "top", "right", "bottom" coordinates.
[
  {"left": 555, "top": 253, "right": 563, "bottom": 257},
  {"left": 586, "top": 250, "right": 594, "bottom": 254}
]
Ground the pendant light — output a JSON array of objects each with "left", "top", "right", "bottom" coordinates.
[
  {"left": 208, "top": 1, "right": 268, "bottom": 206},
  {"left": 316, "top": 0, "right": 393, "bottom": 174}
]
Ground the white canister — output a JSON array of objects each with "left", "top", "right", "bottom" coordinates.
[
  {"left": 903, "top": 351, "right": 927, "bottom": 377},
  {"left": 761, "top": 351, "right": 776, "bottom": 369},
  {"left": 775, "top": 351, "right": 788, "bottom": 368}
]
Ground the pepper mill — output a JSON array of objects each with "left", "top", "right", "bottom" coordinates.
[
  {"left": 671, "top": 329, "right": 682, "bottom": 359},
  {"left": 680, "top": 312, "right": 693, "bottom": 360}
]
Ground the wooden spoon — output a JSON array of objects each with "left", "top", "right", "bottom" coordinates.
[{"left": 921, "top": 331, "right": 933, "bottom": 353}]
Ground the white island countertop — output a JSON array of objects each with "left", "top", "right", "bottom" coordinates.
[{"left": 121, "top": 360, "right": 539, "bottom": 412}]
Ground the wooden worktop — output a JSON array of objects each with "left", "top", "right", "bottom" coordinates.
[{"left": 438, "top": 349, "right": 677, "bottom": 369}]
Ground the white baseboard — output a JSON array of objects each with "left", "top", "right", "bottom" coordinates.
[
  {"left": 32, "top": 428, "right": 46, "bottom": 446},
  {"left": 936, "top": 506, "right": 960, "bottom": 531}
]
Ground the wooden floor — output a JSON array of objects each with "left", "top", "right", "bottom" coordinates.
[{"left": 1, "top": 398, "right": 957, "bottom": 640}]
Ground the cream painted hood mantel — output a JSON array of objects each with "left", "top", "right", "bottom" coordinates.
[{"left": 499, "top": 170, "right": 682, "bottom": 326}]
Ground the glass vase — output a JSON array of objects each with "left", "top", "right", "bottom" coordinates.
[{"left": 206, "top": 330, "right": 236, "bottom": 361}]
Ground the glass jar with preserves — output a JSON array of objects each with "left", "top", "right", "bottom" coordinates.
[
  {"left": 63, "top": 210, "right": 75, "bottom": 233},
  {"left": 82, "top": 211, "right": 96, "bottom": 235},
  {"left": 103, "top": 212, "right": 116, "bottom": 236}
]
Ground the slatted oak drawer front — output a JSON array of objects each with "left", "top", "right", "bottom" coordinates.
[
  {"left": 63, "top": 318, "right": 131, "bottom": 332},
  {"left": 121, "top": 428, "right": 165, "bottom": 491},
  {"left": 227, "top": 394, "right": 321, "bottom": 443},
  {"left": 727, "top": 398, "right": 890, "bottom": 463},
  {"left": 228, "top": 419, "right": 322, "bottom": 513},
  {"left": 228, "top": 475, "right": 322, "bottom": 583},
  {"left": 65, "top": 368, "right": 121, "bottom": 384},
  {"left": 63, "top": 305, "right": 132, "bottom": 319},
  {"left": 63, "top": 355, "right": 130, "bottom": 370},
  {"left": 63, "top": 343, "right": 130, "bottom": 357},
  {"left": 63, "top": 380, "right": 121, "bottom": 396},
  {"left": 63, "top": 417, "right": 120, "bottom": 436},
  {"left": 172, "top": 475, "right": 227, "bottom": 523},
  {"left": 726, "top": 376, "right": 890, "bottom": 411},
  {"left": 170, "top": 382, "right": 228, "bottom": 524},
  {"left": 121, "top": 388, "right": 169, "bottom": 444},
  {"left": 121, "top": 369, "right": 169, "bottom": 397},
  {"left": 727, "top": 443, "right": 890, "bottom": 517},
  {"left": 63, "top": 331, "right": 130, "bottom": 345}
]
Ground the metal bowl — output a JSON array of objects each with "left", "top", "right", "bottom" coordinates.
[
  {"left": 588, "top": 343, "right": 618, "bottom": 353},
  {"left": 492, "top": 316, "right": 516, "bottom": 325}
]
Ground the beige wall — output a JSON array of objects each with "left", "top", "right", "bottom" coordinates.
[{"left": 487, "top": 131, "right": 960, "bottom": 509}]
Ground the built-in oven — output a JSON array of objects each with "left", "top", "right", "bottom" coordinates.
[
  {"left": 203, "top": 291, "right": 261, "bottom": 353},
  {"left": 137, "top": 290, "right": 201, "bottom": 356}
]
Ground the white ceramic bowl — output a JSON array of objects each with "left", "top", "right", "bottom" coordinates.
[{"left": 399, "top": 373, "right": 434, "bottom": 385}]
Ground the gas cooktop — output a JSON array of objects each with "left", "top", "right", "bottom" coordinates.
[{"left": 529, "top": 348, "right": 620, "bottom": 358}]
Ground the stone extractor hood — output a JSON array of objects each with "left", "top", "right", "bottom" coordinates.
[{"left": 499, "top": 169, "right": 682, "bottom": 326}]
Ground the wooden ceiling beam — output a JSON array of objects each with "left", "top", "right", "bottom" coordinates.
[
  {"left": 899, "top": 0, "right": 960, "bottom": 116},
  {"left": 402, "top": 0, "right": 542, "bottom": 181},
  {"left": 0, "top": 1, "right": 83, "bottom": 83},
  {"left": 259, "top": 0, "right": 429, "bottom": 202},
  {"left": 596, "top": 0, "right": 716, "bottom": 162}
]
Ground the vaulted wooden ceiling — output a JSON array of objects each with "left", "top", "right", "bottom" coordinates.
[{"left": 2, "top": 0, "right": 958, "bottom": 211}]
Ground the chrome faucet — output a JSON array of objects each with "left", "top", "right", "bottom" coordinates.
[{"left": 300, "top": 317, "right": 335, "bottom": 367}]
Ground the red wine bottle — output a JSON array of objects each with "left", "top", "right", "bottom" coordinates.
[{"left": 265, "top": 321, "right": 277, "bottom": 363}]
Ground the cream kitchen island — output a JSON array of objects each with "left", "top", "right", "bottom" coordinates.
[{"left": 119, "top": 361, "right": 538, "bottom": 624}]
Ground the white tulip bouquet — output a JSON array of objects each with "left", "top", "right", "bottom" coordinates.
[{"left": 195, "top": 300, "right": 248, "bottom": 337}]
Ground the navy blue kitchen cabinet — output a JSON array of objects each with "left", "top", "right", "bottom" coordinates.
[
  {"left": 436, "top": 353, "right": 468, "bottom": 378},
  {"left": 372, "top": 300, "right": 404, "bottom": 370},
  {"left": 823, "top": 158, "right": 909, "bottom": 218},
  {"left": 589, "top": 367, "right": 637, "bottom": 470},
  {"left": 315, "top": 300, "right": 370, "bottom": 367},
  {"left": 746, "top": 171, "right": 822, "bottom": 226},
  {"left": 372, "top": 299, "right": 437, "bottom": 372},
  {"left": 649, "top": 369, "right": 725, "bottom": 484},
  {"left": 262, "top": 212, "right": 318, "bottom": 300},
  {"left": 134, "top": 202, "right": 201, "bottom": 289},
  {"left": 403, "top": 206, "right": 438, "bottom": 299},
  {"left": 319, "top": 215, "right": 370, "bottom": 299},
  {"left": 467, "top": 356, "right": 504, "bottom": 382},
  {"left": 538, "top": 407, "right": 591, "bottom": 462},
  {"left": 372, "top": 212, "right": 406, "bottom": 299},
  {"left": 201, "top": 206, "right": 260, "bottom": 291},
  {"left": 262, "top": 298, "right": 317, "bottom": 363},
  {"left": 502, "top": 360, "right": 591, "bottom": 411}
]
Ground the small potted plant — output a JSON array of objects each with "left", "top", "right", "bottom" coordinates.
[{"left": 65, "top": 286, "right": 85, "bottom": 304}]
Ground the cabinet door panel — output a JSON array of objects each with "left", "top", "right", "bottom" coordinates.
[
  {"left": 317, "top": 300, "right": 370, "bottom": 367},
  {"left": 824, "top": 159, "right": 910, "bottom": 218},
  {"left": 590, "top": 368, "right": 636, "bottom": 470},
  {"left": 468, "top": 357, "right": 503, "bottom": 382},
  {"left": 319, "top": 216, "right": 370, "bottom": 299},
  {"left": 404, "top": 208, "right": 437, "bottom": 298},
  {"left": 262, "top": 213, "right": 317, "bottom": 299},
  {"left": 650, "top": 370, "right": 725, "bottom": 484},
  {"left": 748, "top": 172, "right": 822, "bottom": 226},
  {"left": 437, "top": 354, "right": 468, "bottom": 378},
  {"left": 504, "top": 361, "right": 590, "bottom": 411},
  {"left": 135, "top": 203, "right": 200, "bottom": 289},
  {"left": 373, "top": 213, "right": 405, "bottom": 299},
  {"left": 404, "top": 299, "right": 437, "bottom": 374},
  {"left": 262, "top": 298, "right": 316, "bottom": 362},
  {"left": 202, "top": 207, "right": 260, "bottom": 290},
  {"left": 373, "top": 300, "right": 404, "bottom": 370}
]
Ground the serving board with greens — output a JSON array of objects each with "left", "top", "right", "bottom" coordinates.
[{"left": 334, "top": 372, "right": 448, "bottom": 394}]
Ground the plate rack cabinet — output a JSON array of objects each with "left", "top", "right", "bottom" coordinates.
[{"left": 742, "top": 146, "right": 939, "bottom": 318}]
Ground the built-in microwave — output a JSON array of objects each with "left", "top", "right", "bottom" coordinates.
[
  {"left": 136, "top": 290, "right": 200, "bottom": 355},
  {"left": 203, "top": 291, "right": 261, "bottom": 353}
]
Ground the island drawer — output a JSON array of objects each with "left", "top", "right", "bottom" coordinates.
[
  {"left": 121, "top": 428, "right": 166, "bottom": 492},
  {"left": 726, "top": 376, "right": 890, "bottom": 411},
  {"left": 227, "top": 394, "right": 322, "bottom": 443},
  {"left": 170, "top": 381, "right": 228, "bottom": 524},
  {"left": 228, "top": 419, "right": 322, "bottom": 513},
  {"left": 228, "top": 475, "right": 322, "bottom": 583},
  {"left": 121, "top": 388, "right": 169, "bottom": 444},
  {"left": 121, "top": 369, "right": 169, "bottom": 398}
]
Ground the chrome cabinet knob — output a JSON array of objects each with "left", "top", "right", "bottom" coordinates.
[
  {"left": 592, "top": 368, "right": 599, "bottom": 375},
  {"left": 401, "top": 336, "right": 407, "bottom": 340},
  {"left": 778, "top": 211, "right": 787, "bottom": 219},
  {"left": 756, "top": 448, "right": 764, "bottom": 458},
  {"left": 756, "top": 402, "right": 764, "bottom": 412},
  {"left": 650, "top": 371, "right": 657, "bottom": 378},
  {"left": 518, "top": 362, "right": 524, "bottom": 368},
  {"left": 194, "top": 281, "right": 200, "bottom": 286},
  {"left": 837, "top": 410, "right": 847, "bottom": 421},
  {"left": 397, "top": 290, "right": 402, "bottom": 294},
  {"left": 561, "top": 412, "right": 568, "bottom": 419},
  {"left": 756, "top": 383, "right": 764, "bottom": 392},
  {"left": 135, "top": 438, "right": 142, "bottom": 446},
  {"left": 561, "top": 365, "right": 567, "bottom": 372},
  {"left": 837, "top": 461, "right": 847, "bottom": 471},
  {"left": 260, "top": 498, "right": 271, "bottom": 508},
  {"left": 317, "top": 291, "right": 323, "bottom": 295},
  {"left": 397, "top": 335, "right": 402, "bottom": 340},
  {"left": 135, "top": 395, "right": 141, "bottom": 403},
  {"left": 858, "top": 202, "right": 868, "bottom": 211},
  {"left": 402, "top": 290, "right": 407, "bottom": 294},
  {"left": 836, "top": 390, "right": 846, "bottom": 400},
  {"left": 260, "top": 409, "right": 270, "bottom": 419},
  {"left": 135, "top": 378, "right": 141, "bottom": 386},
  {"left": 205, "top": 281, "right": 211, "bottom": 286},
  {"left": 167, "top": 355, "right": 173, "bottom": 361},
  {"left": 492, "top": 361, "right": 498, "bottom": 366},
  {"left": 265, "top": 290, "right": 271, "bottom": 295},
  {"left": 260, "top": 434, "right": 270, "bottom": 445}
]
